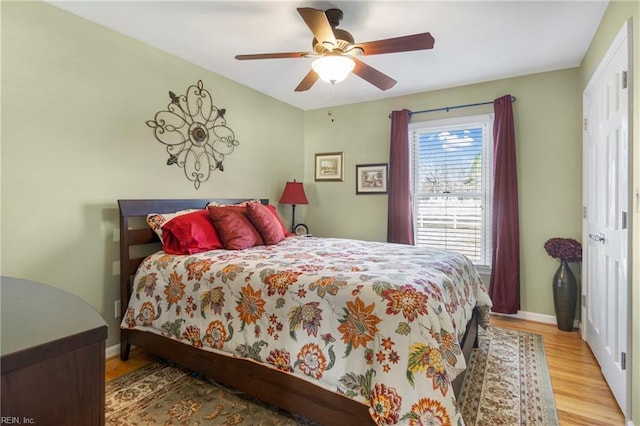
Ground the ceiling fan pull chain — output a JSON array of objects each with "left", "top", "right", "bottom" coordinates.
[{"left": 328, "top": 89, "right": 336, "bottom": 122}]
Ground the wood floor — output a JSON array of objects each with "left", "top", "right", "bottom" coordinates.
[{"left": 106, "top": 315, "right": 625, "bottom": 425}]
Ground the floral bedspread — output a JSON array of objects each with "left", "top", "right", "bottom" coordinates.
[{"left": 122, "top": 237, "right": 492, "bottom": 425}]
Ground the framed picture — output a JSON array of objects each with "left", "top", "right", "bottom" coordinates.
[
  {"left": 356, "top": 163, "right": 388, "bottom": 194},
  {"left": 315, "top": 152, "right": 344, "bottom": 181}
]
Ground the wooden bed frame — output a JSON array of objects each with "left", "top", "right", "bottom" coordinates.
[{"left": 118, "top": 198, "right": 479, "bottom": 425}]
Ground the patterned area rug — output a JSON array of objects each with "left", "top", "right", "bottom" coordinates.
[
  {"left": 105, "top": 362, "right": 314, "bottom": 425},
  {"left": 105, "top": 326, "right": 558, "bottom": 425},
  {"left": 458, "top": 327, "right": 559, "bottom": 425}
]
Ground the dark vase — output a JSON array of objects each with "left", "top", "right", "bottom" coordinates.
[{"left": 552, "top": 260, "right": 577, "bottom": 331}]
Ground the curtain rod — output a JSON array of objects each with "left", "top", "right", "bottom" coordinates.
[{"left": 389, "top": 95, "right": 516, "bottom": 118}]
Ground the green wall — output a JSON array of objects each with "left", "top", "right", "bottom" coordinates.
[
  {"left": 1, "top": 1, "right": 304, "bottom": 348},
  {"left": 580, "top": 1, "right": 640, "bottom": 422},
  {"left": 304, "top": 68, "right": 583, "bottom": 320}
]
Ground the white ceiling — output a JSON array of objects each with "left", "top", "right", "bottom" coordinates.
[{"left": 48, "top": 1, "right": 609, "bottom": 111}]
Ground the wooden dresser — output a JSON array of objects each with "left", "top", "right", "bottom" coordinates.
[{"left": 1, "top": 276, "right": 108, "bottom": 426}]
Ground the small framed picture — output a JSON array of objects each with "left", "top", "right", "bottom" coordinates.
[
  {"left": 315, "top": 152, "right": 344, "bottom": 181},
  {"left": 356, "top": 163, "right": 388, "bottom": 194}
]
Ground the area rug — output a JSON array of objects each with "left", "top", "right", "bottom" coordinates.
[
  {"left": 105, "top": 326, "right": 558, "bottom": 425},
  {"left": 457, "top": 327, "right": 559, "bottom": 425},
  {"left": 105, "top": 361, "right": 313, "bottom": 425}
]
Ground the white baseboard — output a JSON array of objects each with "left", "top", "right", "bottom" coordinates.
[
  {"left": 491, "top": 310, "right": 581, "bottom": 329},
  {"left": 106, "top": 343, "right": 120, "bottom": 359},
  {"left": 491, "top": 310, "right": 556, "bottom": 324}
]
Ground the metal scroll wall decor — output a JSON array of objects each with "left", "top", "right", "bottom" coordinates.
[{"left": 146, "top": 80, "right": 239, "bottom": 189}]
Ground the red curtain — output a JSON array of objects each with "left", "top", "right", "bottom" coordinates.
[
  {"left": 387, "top": 109, "right": 414, "bottom": 245},
  {"left": 489, "top": 95, "right": 520, "bottom": 313}
]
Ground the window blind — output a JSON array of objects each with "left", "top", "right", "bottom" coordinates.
[{"left": 410, "top": 116, "right": 493, "bottom": 265}]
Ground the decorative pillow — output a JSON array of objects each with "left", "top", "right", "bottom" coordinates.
[
  {"left": 246, "top": 202, "right": 286, "bottom": 245},
  {"left": 147, "top": 209, "right": 197, "bottom": 243},
  {"left": 212, "top": 201, "right": 289, "bottom": 236},
  {"left": 206, "top": 199, "right": 260, "bottom": 208},
  {"left": 207, "top": 205, "right": 264, "bottom": 250},
  {"left": 161, "top": 210, "right": 223, "bottom": 255},
  {"left": 264, "top": 204, "right": 290, "bottom": 236}
]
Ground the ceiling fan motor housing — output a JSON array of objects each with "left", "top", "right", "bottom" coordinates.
[
  {"left": 313, "top": 29, "right": 357, "bottom": 54},
  {"left": 310, "top": 9, "right": 360, "bottom": 55}
]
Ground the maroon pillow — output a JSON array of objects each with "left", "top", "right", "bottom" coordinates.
[
  {"left": 264, "top": 204, "right": 290, "bottom": 236},
  {"left": 247, "top": 202, "right": 286, "bottom": 245},
  {"left": 161, "top": 210, "right": 223, "bottom": 255},
  {"left": 207, "top": 205, "right": 264, "bottom": 250}
]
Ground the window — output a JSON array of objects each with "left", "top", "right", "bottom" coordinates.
[{"left": 410, "top": 114, "right": 494, "bottom": 267}]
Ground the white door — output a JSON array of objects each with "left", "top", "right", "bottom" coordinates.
[{"left": 582, "top": 21, "right": 630, "bottom": 417}]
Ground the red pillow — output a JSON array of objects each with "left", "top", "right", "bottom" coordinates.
[
  {"left": 207, "top": 206, "right": 264, "bottom": 250},
  {"left": 161, "top": 210, "right": 223, "bottom": 255},
  {"left": 264, "top": 205, "right": 289, "bottom": 236},
  {"left": 246, "top": 202, "right": 286, "bottom": 245}
]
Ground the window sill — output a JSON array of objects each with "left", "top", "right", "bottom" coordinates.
[{"left": 474, "top": 264, "right": 492, "bottom": 276}]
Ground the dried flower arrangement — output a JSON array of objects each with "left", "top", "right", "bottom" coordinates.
[{"left": 544, "top": 238, "right": 582, "bottom": 263}]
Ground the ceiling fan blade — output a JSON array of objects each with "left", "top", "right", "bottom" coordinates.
[
  {"left": 297, "top": 7, "right": 337, "bottom": 47},
  {"left": 351, "top": 57, "right": 397, "bottom": 91},
  {"left": 294, "top": 69, "right": 319, "bottom": 92},
  {"left": 235, "top": 52, "right": 308, "bottom": 60},
  {"left": 355, "top": 32, "right": 435, "bottom": 56}
]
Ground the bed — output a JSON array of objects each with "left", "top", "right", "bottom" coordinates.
[{"left": 118, "top": 198, "right": 492, "bottom": 425}]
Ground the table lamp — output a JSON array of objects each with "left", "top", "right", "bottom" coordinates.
[{"left": 278, "top": 180, "right": 309, "bottom": 233}]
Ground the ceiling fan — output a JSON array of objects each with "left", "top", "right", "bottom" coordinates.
[{"left": 235, "top": 7, "right": 435, "bottom": 92}]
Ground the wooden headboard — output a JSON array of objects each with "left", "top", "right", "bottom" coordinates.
[{"left": 117, "top": 198, "right": 268, "bottom": 319}]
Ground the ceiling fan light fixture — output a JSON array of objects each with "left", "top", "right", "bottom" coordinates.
[{"left": 312, "top": 55, "right": 355, "bottom": 84}]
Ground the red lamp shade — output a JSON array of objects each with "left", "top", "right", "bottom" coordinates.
[
  {"left": 279, "top": 181, "right": 309, "bottom": 205},
  {"left": 279, "top": 180, "right": 308, "bottom": 233}
]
